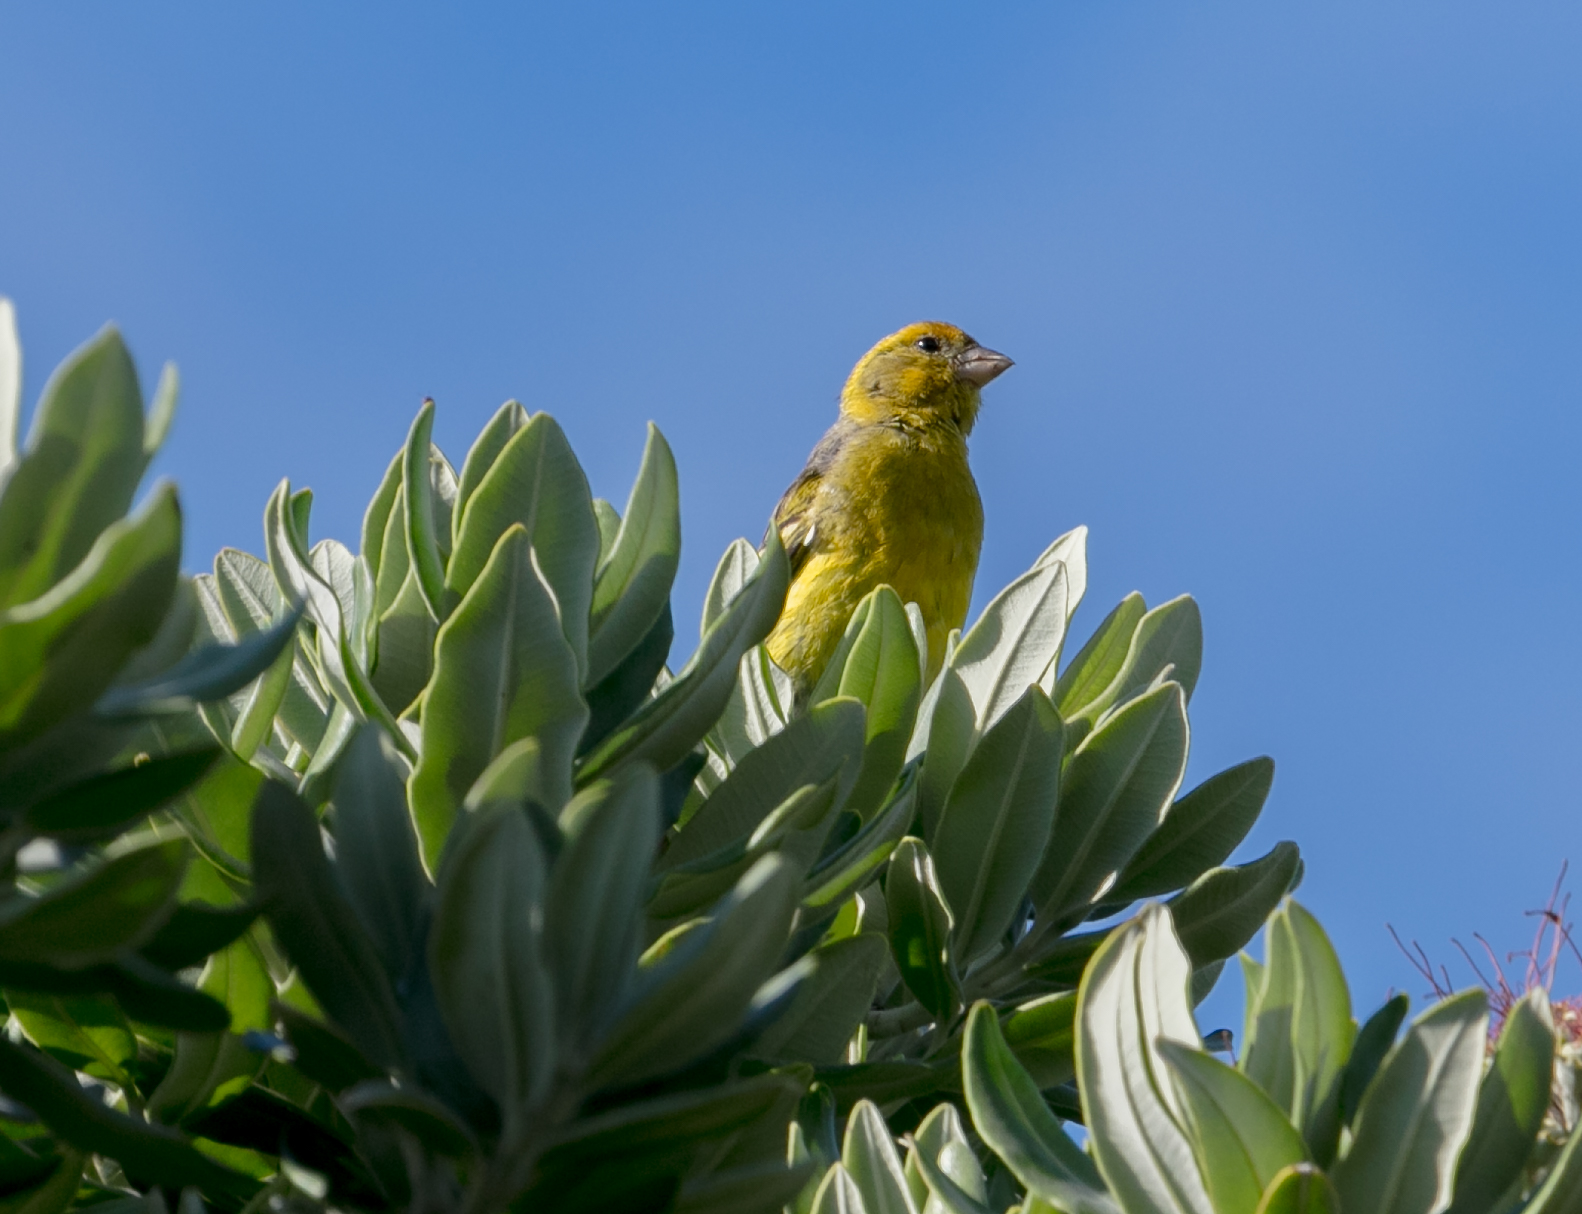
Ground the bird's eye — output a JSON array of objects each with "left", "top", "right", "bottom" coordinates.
[{"left": 916, "top": 336, "right": 942, "bottom": 353}]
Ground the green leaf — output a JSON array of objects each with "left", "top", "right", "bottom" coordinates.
[
  {"left": 1075, "top": 596, "right": 1202, "bottom": 725},
  {"left": 1075, "top": 903, "right": 1214, "bottom": 1214},
  {"left": 1338, "top": 994, "right": 1409, "bottom": 1131},
  {"left": 145, "top": 940, "right": 272, "bottom": 1123},
  {"left": 1253, "top": 1165, "right": 1339, "bottom": 1214},
  {"left": 578, "top": 533, "right": 789, "bottom": 784},
  {"left": 1001, "top": 993, "right": 1078, "bottom": 1090},
  {"left": 400, "top": 400, "right": 448, "bottom": 620},
  {"left": 207, "top": 549, "right": 330, "bottom": 752},
  {"left": 906, "top": 1141, "right": 994, "bottom": 1214},
  {"left": 949, "top": 557, "right": 1072, "bottom": 735},
  {"left": 1330, "top": 989, "right": 1487, "bottom": 1214},
  {"left": 802, "top": 770, "right": 919, "bottom": 910},
  {"left": 811, "top": 587, "right": 922, "bottom": 819},
  {"left": 0, "top": 325, "right": 146, "bottom": 611},
  {"left": 842, "top": 1099, "right": 916, "bottom": 1214},
  {"left": 409, "top": 524, "right": 588, "bottom": 869},
  {"left": 809, "top": 1164, "right": 866, "bottom": 1214},
  {"left": 753, "top": 935, "right": 888, "bottom": 1065},
  {"left": 580, "top": 601, "right": 673, "bottom": 756},
  {"left": 331, "top": 727, "right": 429, "bottom": 986},
  {"left": 1169, "top": 843, "right": 1303, "bottom": 970},
  {"left": 264, "top": 481, "right": 405, "bottom": 747},
  {"left": 1108, "top": 758, "right": 1275, "bottom": 904},
  {"left": 250, "top": 779, "right": 406, "bottom": 1070},
  {"left": 904, "top": 1103, "right": 968, "bottom": 1210},
  {"left": 884, "top": 839, "right": 957, "bottom": 1020},
  {"left": 0, "top": 1037, "right": 256, "bottom": 1201},
  {"left": 360, "top": 450, "right": 404, "bottom": 577},
  {"left": 915, "top": 664, "right": 975, "bottom": 841},
  {"left": 429, "top": 803, "right": 556, "bottom": 1118},
  {"left": 701, "top": 538, "right": 760, "bottom": 637},
  {"left": 589, "top": 422, "right": 681, "bottom": 688},
  {"left": 451, "top": 400, "right": 530, "bottom": 548},
  {"left": 1240, "top": 901, "right": 1354, "bottom": 1150},
  {"left": 1445, "top": 989, "right": 1555, "bottom": 1214},
  {"left": 23, "top": 748, "right": 219, "bottom": 842},
  {"left": 677, "top": 1161, "right": 818, "bottom": 1214},
  {"left": 1157, "top": 1040, "right": 1308, "bottom": 1214},
  {"left": 0, "top": 297, "right": 17, "bottom": 472},
  {"left": 544, "top": 764, "right": 660, "bottom": 1065},
  {"left": 0, "top": 484, "right": 180, "bottom": 748},
  {"left": 590, "top": 855, "right": 800, "bottom": 1090},
  {"left": 96, "top": 609, "right": 303, "bottom": 719},
  {"left": 0, "top": 839, "right": 187, "bottom": 967},
  {"left": 447, "top": 411, "right": 600, "bottom": 677},
  {"left": 5, "top": 992, "right": 136, "bottom": 1083},
  {"left": 138, "top": 901, "right": 261, "bottom": 970},
  {"left": 531, "top": 1069, "right": 804, "bottom": 1202},
  {"left": 1052, "top": 593, "right": 1145, "bottom": 718},
  {"left": 666, "top": 697, "right": 865, "bottom": 870},
  {"left": 961, "top": 1001, "right": 1117, "bottom": 1214},
  {"left": 1031, "top": 682, "right": 1188, "bottom": 931},
  {"left": 932, "top": 685, "right": 1062, "bottom": 966}
]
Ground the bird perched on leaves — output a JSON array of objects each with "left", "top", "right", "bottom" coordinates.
[{"left": 765, "top": 321, "right": 1012, "bottom": 698}]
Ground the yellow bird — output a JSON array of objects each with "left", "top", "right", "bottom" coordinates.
[{"left": 766, "top": 321, "right": 1012, "bottom": 698}]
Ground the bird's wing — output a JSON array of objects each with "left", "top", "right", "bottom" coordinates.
[{"left": 771, "top": 424, "right": 847, "bottom": 577}]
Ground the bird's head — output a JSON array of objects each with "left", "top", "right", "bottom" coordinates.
[{"left": 840, "top": 321, "right": 1012, "bottom": 436}]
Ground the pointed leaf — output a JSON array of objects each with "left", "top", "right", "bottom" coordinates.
[
  {"left": 1253, "top": 1166, "right": 1339, "bottom": 1214},
  {"left": 1446, "top": 989, "right": 1555, "bottom": 1214},
  {"left": 451, "top": 400, "right": 530, "bottom": 547},
  {"left": 753, "top": 935, "right": 888, "bottom": 1065},
  {"left": 589, "top": 422, "right": 681, "bottom": 687},
  {"left": 0, "top": 484, "right": 180, "bottom": 747},
  {"left": 961, "top": 1002, "right": 1118, "bottom": 1214},
  {"left": 0, "top": 325, "right": 147, "bottom": 610},
  {"left": 250, "top": 780, "right": 405, "bottom": 1069},
  {"left": 590, "top": 855, "right": 799, "bottom": 1089},
  {"left": 1331, "top": 990, "right": 1487, "bottom": 1214},
  {"left": 447, "top": 411, "right": 599, "bottom": 677},
  {"left": 933, "top": 686, "right": 1062, "bottom": 965},
  {"left": 401, "top": 400, "right": 448, "bottom": 620},
  {"left": 1053, "top": 593, "right": 1145, "bottom": 718},
  {"left": 409, "top": 524, "right": 588, "bottom": 868},
  {"left": 1169, "top": 843, "right": 1302, "bottom": 970},
  {"left": 331, "top": 727, "right": 429, "bottom": 986},
  {"left": 950, "top": 560, "right": 1070, "bottom": 734},
  {"left": 1075, "top": 904, "right": 1214, "bottom": 1214},
  {"left": 429, "top": 803, "right": 556, "bottom": 1114},
  {"left": 1157, "top": 1040, "right": 1307, "bottom": 1214},
  {"left": 578, "top": 534, "right": 789, "bottom": 784},
  {"left": 885, "top": 838, "right": 957, "bottom": 1020},
  {"left": 1109, "top": 758, "right": 1275, "bottom": 904},
  {"left": 1032, "top": 682, "right": 1188, "bottom": 930},
  {"left": 545, "top": 764, "right": 661, "bottom": 1064},
  {"left": 843, "top": 1099, "right": 916, "bottom": 1214}
]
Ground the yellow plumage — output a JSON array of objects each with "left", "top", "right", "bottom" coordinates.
[{"left": 766, "top": 321, "right": 1012, "bottom": 697}]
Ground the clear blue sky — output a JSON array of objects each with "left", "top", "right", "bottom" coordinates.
[{"left": 5, "top": 2, "right": 1580, "bottom": 1028}]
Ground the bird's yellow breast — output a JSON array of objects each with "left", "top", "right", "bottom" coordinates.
[{"left": 769, "top": 421, "right": 983, "bottom": 687}]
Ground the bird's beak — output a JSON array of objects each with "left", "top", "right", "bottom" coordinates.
[{"left": 953, "top": 344, "right": 1014, "bottom": 387}]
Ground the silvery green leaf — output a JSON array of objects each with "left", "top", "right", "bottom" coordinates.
[
  {"left": 447, "top": 411, "right": 600, "bottom": 677},
  {"left": 408, "top": 524, "right": 588, "bottom": 870},
  {"left": 1076, "top": 903, "right": 1214, "bottom": 1214},
  {"left": 1031, "top": 682, "right": 1188, "bottom": 932},
  {"left": 588, "top": 422, "right": 680, "bottom": 687},
  {"left": 1331, "top": 990, "right": 1487, "bottom": 1214},
  {"left": 931, "top": 686, "right": 1062, "bottom": 966},
  {"left": 430, "top": 802, "right": 556, "bottom": 1121}
]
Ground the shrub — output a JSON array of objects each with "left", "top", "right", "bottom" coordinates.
[{"left": 11, "top": 304, "right": 1560, "bottom": 1214}]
